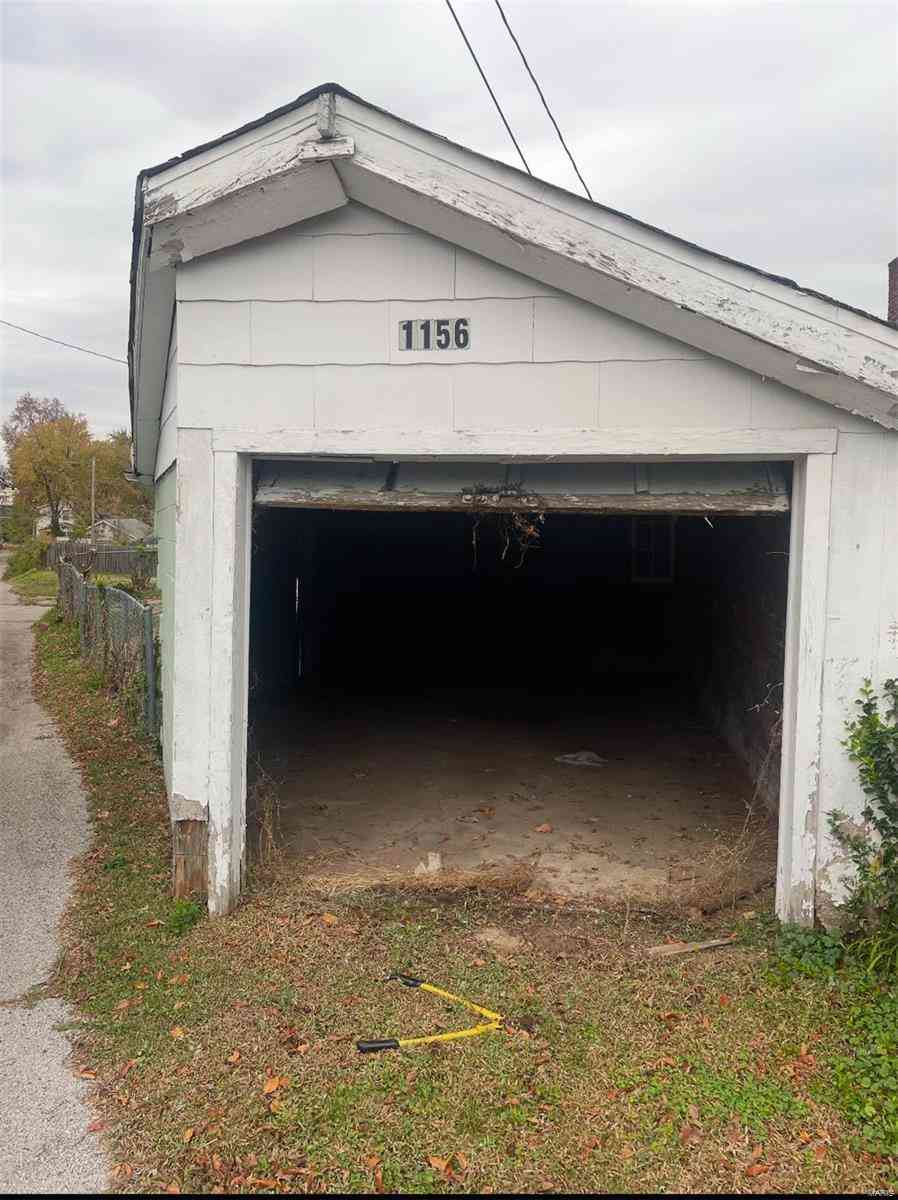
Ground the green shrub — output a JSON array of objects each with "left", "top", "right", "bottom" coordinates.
[
  {"left": 775, "top": 924, "right": 844, "bottom": 978},
  {"left": 829, "top": 679, "right": 898, "bottom": 977},
  {"left": 166, "top": 898, "right": 203, "bottom": 936},
  {"left": 3, "top": 537, "right": 45, "bottom": 579}
]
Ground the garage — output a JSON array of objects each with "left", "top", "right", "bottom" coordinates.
[
  {"left": 131, "top": 86, "right": 898, "bottom": 922},
  {"left": 246, "top": 459, "right": 790, "bottom": 907}
]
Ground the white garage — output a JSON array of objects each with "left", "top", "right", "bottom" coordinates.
[{"left": 130, "top": 84, "right": 898, "bottom": 923}]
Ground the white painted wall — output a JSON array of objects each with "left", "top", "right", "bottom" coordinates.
[
  {"left": 175, "top": 205, "right": 874, "bottom": 438},
  {"left": 161, "top": 201, "right": 898, "bottom": 921},
  {"left": 154, "top": 463, "right": 176, "bottom": 790},
  {"left": 815, "top": 429, "right": 898, "bottom": 919}
]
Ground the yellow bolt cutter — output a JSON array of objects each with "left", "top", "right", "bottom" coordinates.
[{"left": 357, "top": 973, "right": 503, "bottom": 1053}]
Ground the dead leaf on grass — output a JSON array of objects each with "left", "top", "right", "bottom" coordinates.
[
  {"left": 169, "top": 1026, "right": 186, "bottom": 1039},
  {"left": 745, "top": 1162, "right": 769, "bottom": 1177},
  {"left": 226, "top": 1050, "right": 241, "bottom": 1064},
  {"left": 321, "top": 912, "right": 339, "bottom": 926},
  {"left": 183, "top": 1128, "right": 194, "bottom": 1144},
  {"left": 534, "top": 823, "right": 553, "bottom": 834}
]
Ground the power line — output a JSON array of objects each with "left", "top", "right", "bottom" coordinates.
[
  {"left": 443, "top": 0, "right": 532, "bottom": 175},
  {"left": 0, "top": 318, "right": 127, "bottom": 365},
  {"left": 492, "top": 0, "right": 593, "bottom": 200}
]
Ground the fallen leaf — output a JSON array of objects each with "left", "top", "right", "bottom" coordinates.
[
  {"left": 87, "top": 1120, "right": 108, "bottom": 1133},
  {"left": 680, "top": 1123, "right": 702, "bottom": 1145},
  {"left": 78, "top": 1067, "right": 97, "bottom": 1079},
  {"left": 455, "top": 1151, "right": 468, "bottom": 1170},
  {"left": 427, "top": 1156, "right": 450, "bottom": 1171},
  {"left": 374, "top": 1166, "right": 385, "bottom": 1193},
  {"left": 718, "top": 994, "right": 732, "bottom": 1007},
  {"left": 183, "top": 1128, "right": 194, "bottom": 1143},
  {"left": 534, "top": 823, "right": 553, "bottom": 834},
  {"left": 115, "top": 999, "right": 131, "bottom": 1011},
  {"left": 321, "top": 912, "right": 339, "bottom": 926},
  {"left": 262, "top": 1074, "right": 290, "bottom": 1095},
  {"left": 170, "top": 1026, "right": 186, "bottom": 1039},
  {"left": 745, "top": 1163, "right": 769, "bottom": 1177},
  {"left": 227, "top": 1050, "right": 241, "bottom": 1064},
  {"left": 813, "top": 1144, "right": 827, "bottom": 1161},
  {"left": 363, "top": 1155, "right": 381, "bottom": 1169}
]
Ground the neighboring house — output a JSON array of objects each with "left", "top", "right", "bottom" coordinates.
[
  {"left": 87, "top": 516, "right": 152, "bottom": 544},
  {"left": 34, "top": 504, "right": 76, "bottom": 537},
  {"left": 129, "top": 83, "right": 898, "bottom": 923}
]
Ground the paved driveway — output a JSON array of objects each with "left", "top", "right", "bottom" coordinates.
[{"left": 0, "top": 556, "right": 107, "bottom": 1193}]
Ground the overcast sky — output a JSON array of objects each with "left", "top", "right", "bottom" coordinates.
[{"left": 1, "top": 0, "right": 896, "bottom": 447}]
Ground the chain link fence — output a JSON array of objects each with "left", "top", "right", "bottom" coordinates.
[{"left": 58, "top": 560, "right": 160, "bottom": 738}]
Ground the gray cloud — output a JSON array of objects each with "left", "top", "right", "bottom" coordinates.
[{"left": 2, "top": 0, "right": 895, "bottom": 444}]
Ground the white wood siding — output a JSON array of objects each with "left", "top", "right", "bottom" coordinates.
[
  {"left": 815, "top": 429, "right": 898, "bottom": 917},
  {"left": 175, "top": 205, "right": 878, "bottom": 437},
  {"left": 153, "top": 464, "right": 176, "bottom": 790},
  {"left": 163, "top": 200, "right": 898, "bottom": 922}
]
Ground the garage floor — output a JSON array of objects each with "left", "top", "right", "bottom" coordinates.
[{"left": 251, "top": 684, "right": 778, "bottom": 907}]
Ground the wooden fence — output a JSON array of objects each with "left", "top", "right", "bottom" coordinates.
[{"left": 43, "top": 541, "right": 157, "bottom": 576}]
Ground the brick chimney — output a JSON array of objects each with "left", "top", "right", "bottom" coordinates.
[{"left": 889, "top": 256, "right": 898, "bottom": 325}]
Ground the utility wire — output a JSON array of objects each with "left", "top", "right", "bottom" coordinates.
[
  {"left": 443, "top": 0, "right": 532, "bottom": 175},
  {"left": 0, "top": 318, "right": 127, "bottom": 365},
  {"left": 492, "top": 0, "right": 593, "bottom": 200}
]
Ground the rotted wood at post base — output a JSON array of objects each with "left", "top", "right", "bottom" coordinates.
[
  {"left": 131, "top": 83, "right": 898, "bottom": 925},
  {"left": 172, "top": 819, "right": 208, "bottom": 897}
]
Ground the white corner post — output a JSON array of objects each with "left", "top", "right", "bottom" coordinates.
[
  {"left": 207, "top": 451, "right": 253, "bottom": 915},
  {"left": 776, "top": 453, "right": 833, "bottom": 925}
]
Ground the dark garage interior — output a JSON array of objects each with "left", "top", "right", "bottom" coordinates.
[{"left": 246, "top": 460, "right": 790, "bottom": 906}]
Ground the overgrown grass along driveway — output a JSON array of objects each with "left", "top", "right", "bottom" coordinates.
[
  {"left": 8, "top": 569, "right": 145, "bottom": 603},
  {"left": 34, "top": 612, "right": 897, "bottom": 1195},
  {"left": 9, "top": 567, "right": 60, "bottom": 601}
]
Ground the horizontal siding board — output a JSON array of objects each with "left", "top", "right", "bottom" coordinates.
[
  {"left": 179, "top": 364, "right": 316, "bottom": 428},
  {"left": 313, "top": 233, "right": 454, "bottom": 300},
  {"left": 388, "top": 299, "right": 532, "bottom": 365},
  {"left": 600, "top": 359, "right": 752, "bottom": 427},
  {"left": 316, "top": 364, "right": 452, "bottom": 429},
  {"left": 178, "top": 231, "right": 314, "bottom": 301},
  {"left": 534, "top": 295, "right": 703, "bottom": 362},
  {"left": 179, "top": 301, "right": 251, "bottom": 364},
  {"left": 252, "top": 300, "right": 388, "bottom": 364},
  {"left": 452, "top": 362, "right": 596, "bottom": 428}
]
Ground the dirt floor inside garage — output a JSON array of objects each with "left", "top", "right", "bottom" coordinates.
[{"left": 247, "top": 500, "right": 788, "bottom": 913}]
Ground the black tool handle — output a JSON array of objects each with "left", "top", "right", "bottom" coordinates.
[
  {"left": 357, "top": 1038, "right": 401, "bottom": 1053},
  {"left": 388, "top": 973, "right": 423, "bottom": 988}
]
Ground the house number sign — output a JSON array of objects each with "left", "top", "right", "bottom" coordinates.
[{"left": 398, "top": 317, "right": 470, "bottom": 351}]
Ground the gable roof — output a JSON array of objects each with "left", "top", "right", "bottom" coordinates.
[{"left": 129, "top": 83, "right": 898, "bottom": 477}]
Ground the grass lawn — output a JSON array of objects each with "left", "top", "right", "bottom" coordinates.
[
  {"left": 33, "top": 613, "right": 898, "bottom": 1195},
  {"left": 9, "top": 567, "right": 59, "bottom": 600},
  {"left": 8, "top": 568, "right": 158, "bottom": 604}
]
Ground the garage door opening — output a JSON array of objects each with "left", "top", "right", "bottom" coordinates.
[{"left": 247, "top": 460, "right": 791, "bottom": 908}]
